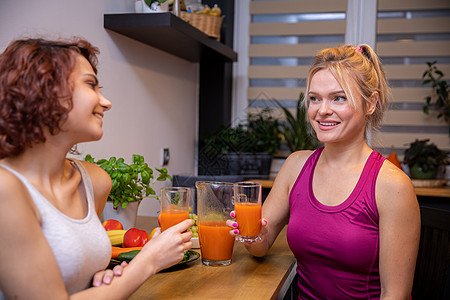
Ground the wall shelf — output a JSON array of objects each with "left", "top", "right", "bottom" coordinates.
[
  {"left": 104, "top": 13, "right": 237, "bottom": 63},
  {"left": 104, "top": 3, "right": 237, "bottom": 176}
]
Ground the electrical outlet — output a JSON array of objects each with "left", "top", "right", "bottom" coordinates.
[{"left": 162, "top": 148, "right": 170, "bottom": 166}]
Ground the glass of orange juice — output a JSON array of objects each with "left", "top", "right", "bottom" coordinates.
[
  {"left": 160, "top": 187, "right": 190, "bottom": 232},
  {"left": 234, "top": 182, "right": 262, "bottom": 243},
  {"left": 196, "top": 181, "right": 235, "bottom": 266}
]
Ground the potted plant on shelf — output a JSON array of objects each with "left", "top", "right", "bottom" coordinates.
[
  {"left": 198, "top": 108, "right": 282, "bottom": 179},
  {"left": 422, "top": 61, "right": 450, "bottom": 135},
  {"left": 403, "top": 139, "right": 448, "bottom": 180},
  {"left": 84, "top": 154, "right": 172, "bottom": 228}
]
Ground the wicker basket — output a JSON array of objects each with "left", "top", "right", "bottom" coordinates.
[{"left": 180, "top": 11, "right": 223, "bottom": 40}]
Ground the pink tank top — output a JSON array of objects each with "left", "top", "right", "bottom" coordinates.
[{"left": 287, "top": 147, "right": 385, "bottom": 299}]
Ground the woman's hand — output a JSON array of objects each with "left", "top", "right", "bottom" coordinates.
[
  {"left": 92, "top": 261, "right": 128, "bottom": 287},
  {"left": 226, "top": 210, "right": 268, "bottom": 245},
  {"left": 141, "top": 219, "right": 193, "bottom": 273}
]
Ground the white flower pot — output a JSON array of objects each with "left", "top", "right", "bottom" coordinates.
[
  {"left": 142, "top": 1, "right": 169, "bottom": 13},
  {"left": 102, "top": 201, "right": 141, "bottom": 230}
]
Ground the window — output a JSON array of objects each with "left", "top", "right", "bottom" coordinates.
[
  {"left": 374, "top": 0, "right": 450, "bottom": 155},
  {"left": 239, "top": 0, "right": 449, "bottom": 157}
]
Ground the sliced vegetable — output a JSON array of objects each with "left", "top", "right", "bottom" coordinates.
[{"left": 118, "top": 250, "right": 141, "bottom": 263}]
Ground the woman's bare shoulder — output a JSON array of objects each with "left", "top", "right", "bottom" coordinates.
[
  {"left": 273, "top": 150, "right": 315, "bottom": 190},
  {"left": 378, "top": 160, "right": 414, "bottom": 193},
  {"left": 376, "top": 160, "right": 417, "bottom": 212},
  {"left": 281, "top": 150, "right": 315, "bottom": 174},
  {"left": 78, "top": 160, "right": 112, "bottom": 199},
  {"left": 0, "top": 166, "right": 40, "bottom": 221},
  {"left": 0, "top": 166, "right": 27, "bottom": 197},
  {"left": 286, "top": 149, "right": 314, "bottom": 165}
]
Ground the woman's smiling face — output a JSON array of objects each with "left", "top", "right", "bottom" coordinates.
[
  {"left": 307, "top": 69, "right": 367, "bottom": 145},
  {"left": 62, "top": 54, "right": 112, "bottom": 143}
]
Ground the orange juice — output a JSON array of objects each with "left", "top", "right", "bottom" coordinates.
[
  {"left": 160, "top": 209, "right": 189, "bottom": 231},
  {"left": 198, "top": 221, "right": 235, "bottom": 261},
  {"left": 235, "top": 202, "right": 261, "bottom": 237}
]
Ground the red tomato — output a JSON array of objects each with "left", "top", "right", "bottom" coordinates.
[
  {"left": 103, "top": 219, "right": 124, "bottom": 231},
  {"left": 123, "top": 228, "right": 150, "bottom": 247}
]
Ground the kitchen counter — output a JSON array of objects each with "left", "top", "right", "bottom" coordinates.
[{"left": 133, "top": 216, "right": 296, "bottom": 300}]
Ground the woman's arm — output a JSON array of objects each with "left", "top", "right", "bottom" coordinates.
[
  {"left": 71, "top": 220, "right": 193, "bottom": 300},
  {"left": 238, "top": 151, "right": 312, "bottom": 257},
  {"left": 376, "top": 161, "right": 421, "bottom": 300}
]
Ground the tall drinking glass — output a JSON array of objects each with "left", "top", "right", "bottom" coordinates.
[
  {"left": 234, "top": 182, "right": 262, "bottom": 243},
  {"left": 196, "top": 181, "right": 235, "bottom": 266},
  {"left": 160, "top": 187, "right": 190, "bottom": 232}
]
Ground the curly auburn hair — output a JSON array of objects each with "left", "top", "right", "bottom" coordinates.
[{"left": 0, "top": 37, "right": 99, "bottom": 158}]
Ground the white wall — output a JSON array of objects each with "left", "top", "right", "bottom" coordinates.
[{"left": 0, "top": 0, "right": 199, "bottom": 217}]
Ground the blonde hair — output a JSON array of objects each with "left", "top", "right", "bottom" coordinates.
[{"left": 305, "top": 44, "right": 390, "bottom": 132}]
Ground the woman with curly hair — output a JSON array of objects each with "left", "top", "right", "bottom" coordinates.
[
  {"left": 229, "top": 44, "right": 420, "bottom": 299},
  {"left": 0, "top": 38, "right": 193, "bottom": 299}
]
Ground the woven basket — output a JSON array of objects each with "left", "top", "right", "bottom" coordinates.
[{"left": 180, "top": 11, "right": 223, "bottom": 40}]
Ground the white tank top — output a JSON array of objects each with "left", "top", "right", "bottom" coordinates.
[{"left": 0, "top": 159, "right": 111, "bottom": 297}]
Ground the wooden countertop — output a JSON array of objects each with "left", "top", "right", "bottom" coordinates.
[
  {"left": 250, "top": 179, "right": 450, "bottom": 198},
  {"left": 133, "top": 216, "right": 296, "bottom": 300}
]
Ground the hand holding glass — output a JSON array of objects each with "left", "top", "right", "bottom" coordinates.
[
  {"left": 160, "top": 187, "right": 190, "bottom": 231},
  {"left": 234, "top": 182, "right": 262, "bottom": 243}
]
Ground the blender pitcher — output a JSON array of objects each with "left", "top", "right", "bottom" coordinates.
[{"left": 196, "top": 181, "right": 235, "bottom": 266}]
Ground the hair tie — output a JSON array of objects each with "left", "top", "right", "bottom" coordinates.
[{"left": 354, "top": 46, "right": 363, "bottom": 53}]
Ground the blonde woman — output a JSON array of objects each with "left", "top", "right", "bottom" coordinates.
[{"left": 230, "top": 44, "right": 420, "bottom": 299}]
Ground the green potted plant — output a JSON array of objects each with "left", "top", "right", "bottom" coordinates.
[
  {"left": 403, "top": 139, "right": 448, "bottom": 180},
  {"left": 199, "top": 108, "right": 282, "bottom": 178},
  {"left": 422, "top": 61, "right": 450, "bottom": 135},
  {"left": 274, "top": 92, "right": 318, "bottom": 153},
  {"left": 84, "top": 154, "right": 172, "bottom": 209}
]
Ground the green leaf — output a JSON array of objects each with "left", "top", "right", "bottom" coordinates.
[
  {"left": 123, "top": 173, "right": 131, "bottom": 184},
  {"left": 117, "top": 162, "right": 132, "bottom": 173},
  {"left": 84, "top": 154, "right": 94, "bottom": 163},
  {"left": 146, "top": 187, "right": 156, "bottom": 196},
  {"left": 113, "top": 199, "right": 120, "bottom": 209},
  {"left": 141, "top": 170, "right": 150, "bottom": 184},
  {"left": 111, "top": 179, "right": 119, "bottom": 190}
]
